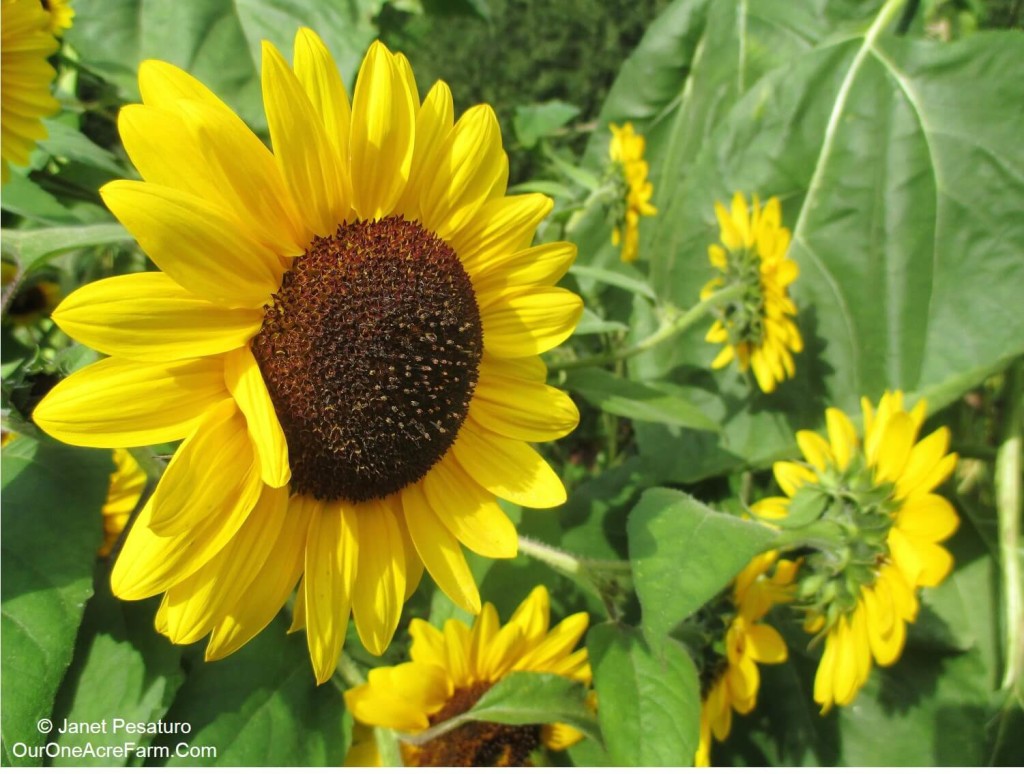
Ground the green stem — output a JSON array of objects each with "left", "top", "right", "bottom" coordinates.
[
  {"left": 553, "top": 284, "right": 746, "bottom": 372},
  {"left": 335, "top": 650, "right": 367, "bottom": 687},
  {"left": 996, "top": 360, "right": 1023, "bottom": 696},
  {"left": 518, "top": 534, "right": 584, "bottom": 577}
]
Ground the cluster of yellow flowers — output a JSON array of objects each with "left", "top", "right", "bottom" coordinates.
[{"left": 3, "top": 9, "right": 965, "bottom": 767}]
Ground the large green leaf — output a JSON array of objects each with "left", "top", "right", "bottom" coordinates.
[
  {"left": 67, "top": 0, "right": 385, "bottom": 134},
  {"left": 155, "top": 618, "right": 349, "bottom": 766},
  {"left": 0, "top": 437, "right": 110, "bottom": 765},
  {"left": 633, "top": 16, "right": 1024, "bottom": 476},
  {"left": 458, "top": 672, "right": 599, "bottom": 741},
  {"left": 0, "top": 224, "right": 131, "bottom": 272},
  {"left": 628, "top": 487, "right": 777, "bottom": 641},
  {"left": 587, "top": 623, "right": 700, "bottom": 765},
  {"left": 48, "top": 581, "right": 185, "bottom": 766}
]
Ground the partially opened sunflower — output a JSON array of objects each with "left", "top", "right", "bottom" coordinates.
[{"left": 34, "top": 30, "right": 582, "bottom": 682}]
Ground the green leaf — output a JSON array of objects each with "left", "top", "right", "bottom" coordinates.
[
  {"left": 462, "top": 672, "right": 600, "bottom": 741},
  {"left": 38, "top": 120, "right": 125, "bottom": 177},
  {"left": 67, "top": 0, "right": 385, "bottom": 134},
  {"left": 48, "top": 579, "right": 185, "bottom": 766},
  {"left": 627, "top": 488, "right": 777, "bottom": 641},
  {"left": 777, "top": 485, "right": 830, "bottom": 528},
  {"left": 1, "top": 437, "right": 111, "bottom": 765},
  {"left": 155, "top": 618, "right": 350, "bottom": 766},
  {"left": 1, "top": 224, "right": 131, "bottom": 272},
  {"left": 635, "top": 22, "right": 1024, "bottom": 473},
  {"left": 588, "top": 623, "right": 700, "bottom": 765},
  {"left": 513, "top": 100, "right": 580, "bottom": 149},
  {"left": 564, "top": 368, "right": 719, "bottom": 431}
]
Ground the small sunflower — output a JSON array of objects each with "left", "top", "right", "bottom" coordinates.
[
  {"left": 607, "top": 122, "right": 656, "bottom": 264},
  {"left": 751, "top": 390, "right": 960, "bottom": 711},
  {"left": 702, "top": 193, "right": 802, "bottom": 393},
  {"left": 345, "top": 586, "right": 590, "bottom": 766},
  {"left": 34, "top": 31, "right": 582, "bottom": 682},
  {"left": 98, "top": 449, "right": 147, "bottom": 558},
  {"left": 695, "top": 551, "right": 795, "bottom": 767},
  {"left": 1, "top": 0, "right": 61, "bottom": 183},
  {"left": 40, "top": 0, "right": 73, "bottom": 35}
]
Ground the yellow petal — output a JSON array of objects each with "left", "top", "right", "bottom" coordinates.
[
  {"left": 454, "top": 194, "right": 552, "bottom": 272},
  {"left": 470, "top": 241, "right": 577, "bottom": 295},
  {"left": 796, "top": 430, "right": 833, "bottom": 472},
  {"left": 513, "top": 612, "right": 589, "bottom": 673},
  {"left": 205, "top": 493, "right": 310, "bottom": 660},
  {"left": 895, "top": 427, "right": 954, "bottom": 500},
  {"left": 352, "top": 499, "right": 407, "bottom": 656},
  {"left": 305, "top": 497, "right": 359, "bottom": 684},
  {"left": 262, "top": 41, "right": 345, "bottom": 237},
  {"left": 401, "top": 482, "right": 481, "bottom": 614},
  {"left": 293, "top": 27, "right": 352, "bottom": 198},
  {"left": 348, "top": 41, "right": 416, "bottom": 220},
  {"left": 161, "top": 484, "right": 289, "bottom": 643},
  {"left": 121, "top": 102, "right": 308, "bottom": 256},
  {"left": 543, "top": 722, "right": 585, "bottom": 752},
  {"left": 814, "top": 630, "right": 838, "bottom": 712},
  {"left": 452, "top": 418, "right": 566, "bottom": 508},
  {"left": 470, "top": 370, "right": 578, "bottom": 442},
  {"left": 746, "top": 623, "right": 787, "bottom": 664},
  {"left": 421, "top": 104, "right": 508, "bottom": 240},
  {"left": 148, "top": 400, "right": 263, "bottom": 536},
  {"left": 772, "top": 461, "right": 817, "bottom": 497},
  {"left": 111, "top": 448, "right": 258, "bottom": 602},
  {"left": 871, "top": 411, "right": 917, "bottom": 483},
  {"left": 397, "top": 80, "right": 454, "bottom": 221},
  {"left": 895, "top": 493, "right": 959, "bottom": 543},
  {"left": 100, "top": 181, "right": 282, "bottom": 308},
  {"left": 345, "top": 681, "right": 429, "bottom": 732},
  {"left": 904, "top": 538, "right": 955, "bottom": 587},
  {"left": 480, "top": 287, "right": 582, "bottom": 357},
  {"left": 409, "top": 617, "right": 447, "bottom": 668},
  {"left": 710, "top": 344, "right": 735, "bottom": 369},
  {"left": 138, "top": 59, "right": 228, "bottom": 111},
  {"left": 52, "top": 272, "right": 262, "bottom": 362},
  {"left": 825, "top": 407, "right": 859, "bottom": 471},
  {"left": 33, "top": 356, "right": 228, "bottom": 447},
  {"left": 749, "top": 496, "right": 789, "bottom": 520},
  {"left": 421, "top": 457, "right": 518, "bottom": 558},
  {"left": 224, "top": 347, "right": 291, "bottom": 488}
]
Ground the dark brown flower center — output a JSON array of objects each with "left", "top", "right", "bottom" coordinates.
[
  {"left": 405, "top": 682, "right": 543, "bottom": 767},
  {"left": 251, "top": 216, "right": 482, "bottom": 502}
]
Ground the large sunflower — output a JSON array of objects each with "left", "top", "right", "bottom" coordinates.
[
  {"left": 344, "top": 586, "right": 591, "bottom": 766},
  {"left": 1, "top": 0, "right": 61, "bottom": 183},
  {"left": 34, "top": 31, "right": 582, "bottom": 683},
  {"left": 751, "top": 391, "right": 960, "bottom": 711}
]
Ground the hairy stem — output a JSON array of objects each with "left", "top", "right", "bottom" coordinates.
[
  {"left": 996, "top": 360, "right": 1023, "bottom": 696},
  {"left": 552, "top": 284, "right": 746, "bottom": 372}
]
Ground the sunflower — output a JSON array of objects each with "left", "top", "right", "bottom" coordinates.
[
  {"left": 98, "top": 449, "right": 147, "bottom": 558},
  {"left": 1, "top": 0, "right": 61, "bottom": 183},
  {"left": 344, "top": 586, "right": 590, "bottom": 766},
  {"left": 33, "top": 31, "right": 582, "bottom": 683},
  {"left": 607, "top": 122, "right": 656, "bottom": 263},
  {"left": 702, "top": 193, "right": 802, "bottom": 393},
  {"left": 695, "top": 551, "right": 795, "bottom": 767},
  {"left": 40, "top": 0, "right": 74, "bottom": 36},
  {"left": 751, "top": 391, "right": 960, "bottom": 711}
]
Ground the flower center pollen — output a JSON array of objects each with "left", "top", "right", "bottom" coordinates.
[{"left": 251, "top": 216, "right": 483, "bottom": 503}]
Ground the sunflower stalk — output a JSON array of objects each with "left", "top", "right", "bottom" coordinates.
[
  {"left": 552, "top": 284, "right": 746, "bottom": 372},
  {"left": 996, "top": 360, "right": 1023, "bottom": 697},
  {"left": 517, "top": 535, "right": 632, "bottom": 619}
]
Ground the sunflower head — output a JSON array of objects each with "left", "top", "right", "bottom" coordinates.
[
  {"left": 32, "top": 31, "right": 582, "bottom": 683},
  {"left": 1, "top": 0, "right": 61, "bottom": 183},
  {"left": 751, "top": 390, "right": 960, "bottom": 711},
  {"left": 702, "top": 192, "right": 802, "bottom": 393},
  {"left": 694, "top": 551, "right": 794, "bottom": 767},
  {"left": 606, "top": 122, "right": 656, "bottom": 263},
  {"left": 344, "top": 586, "right": 591, "bottom": 766}
]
